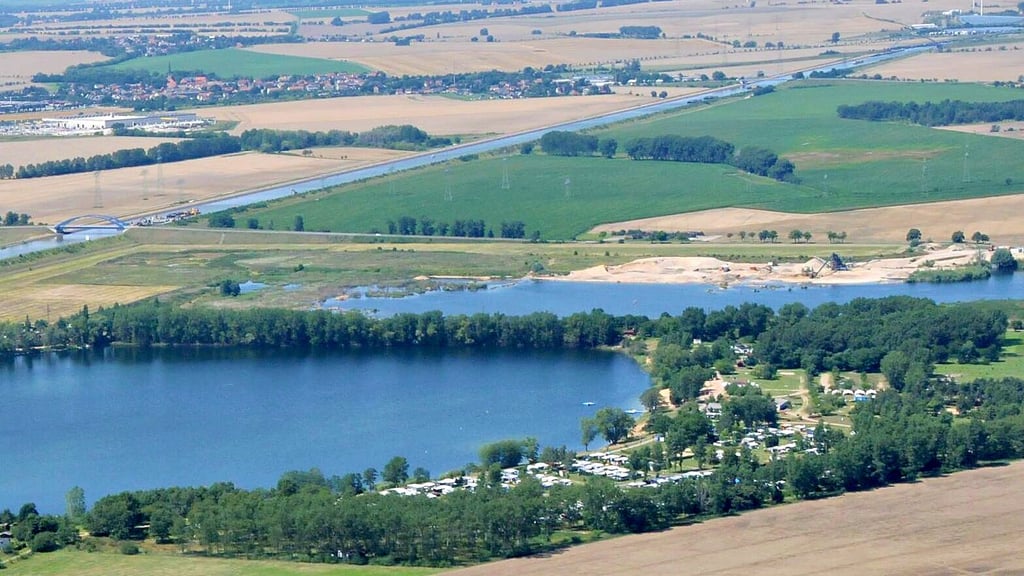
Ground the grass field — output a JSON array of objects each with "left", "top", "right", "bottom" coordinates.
[
  {"left": 111, "top": 48, "right": 368, "bottom": 79},
  {"left": 935, "top": 331, "right": 1024, "bottom": 382},
  {"left": 233, "top": 80, "right": 1024, "bottom": 240},
  {"left": 0, "top": 226, "right": 50, "bottom": 246},
  {"left": 2, "top": 549, "right": 439, "bottom": 576}
]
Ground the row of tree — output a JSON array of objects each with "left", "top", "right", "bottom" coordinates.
[
  {"left": 15, "top": 125, "right": 451, "bottom": 180},
  {"left": 386, "top": 217, "right": 494, "bottom": 238},
  {"left": 3, "top": 211, "right": 31, "bottom": 226},
  {"left": 836, "top": 99, "right": 1024, "bottom": 126},
  {"left": 623, "top": 134, "right": 795, "bottom": 181},
  {"left": 14, "top": 135, "right": 241, "bottom": 179}
]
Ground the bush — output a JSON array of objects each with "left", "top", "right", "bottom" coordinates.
[
  {"left": 31, "top": 532, "right": 59, "bottom": 553},
  {"left": 118, "top": 541, "right": 140, "bottom": 555}
]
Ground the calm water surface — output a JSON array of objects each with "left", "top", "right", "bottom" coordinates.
[
  {"left": 328, "top": 273, "right": 1024, "bottom": 317},
  {"left": 1, "top": 346, "right": 647, "bottom": 512}
]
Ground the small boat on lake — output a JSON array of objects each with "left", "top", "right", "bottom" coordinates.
[{"left": 582, "top": 401, "right": 595, "bottom": 406}]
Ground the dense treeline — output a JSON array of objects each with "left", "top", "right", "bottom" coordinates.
[
  {"left": 539, "top": 130, "right": 599, "bottom": 156},
  {"left": 14, "top": 125, "right": 448, "bottom": 179},
  {"left": 624, "top": 135, "right": 735, "bottom": 163},
  {"left": 14, "top": 135, "right": 241, "bottom": 179},
  {"left": 540, "top": 128, "right": 797, "bottom": 181},
  {"left": 239, "top": 125, "right": 452, "bottom": 153},
  {"left": 837, "top": 99, "right": 1024, "bottom": 126}
]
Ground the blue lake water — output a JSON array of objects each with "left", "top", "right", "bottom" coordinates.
[
  {"left": 327, "top": 273, "right": 1024, "bottom": 317},
  {"left": 0, "top": 346, "right": 647, "bottom": 513}
]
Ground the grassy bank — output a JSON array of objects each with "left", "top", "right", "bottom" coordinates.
[{"left": 2, "top": 549, "right": 439, "bottom": 576}]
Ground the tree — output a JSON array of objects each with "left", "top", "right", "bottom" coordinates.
[
  {"left": 594, "top": 407, "right": 635, "bottom": 444},
  {"left": 382, "top": 456, "right": 409, "bottom": 485},
  {"left": 712, "top": 70, "right": 727, "bottom": 81},
  {"left": 598, "top": 138, "right": 618, "bottom": 159},
  {"left": 480, "top": 439, "right": 527, "bottom": 468},
  {"left": 991, "top": 248, "right": 1019, "bottom": 273},
  {"left": 65, "top": 486, "right": 86, "bottom": 522},
  {"left": 788, "top": 229, "right": 804, "bottom": 243},
  {"left": 293, "top": 215, "right": 305, "bottom": 232},
  {"left": 906, "top": 228, "right": 922, "bottom": 243},
  {"left": 970, "top": 231, "right": 989, "bottom": 244},
  {"left": 831, "top": 31, "right": 841, "bottom": 43},
  {"left": 639, "top": 387, "right": 662, "bottom": 412},
  {"left": 951, "top": 230, "right": 966, "bottom": 243},
  {"left": 581, "top": 417, "right": 599, "bottom": 451},
  {"left": 208, "top": 213, "right": 235, "bottom": 228},
  {"left": 362, "top": 467, "right": 378, "bottom": 491}
]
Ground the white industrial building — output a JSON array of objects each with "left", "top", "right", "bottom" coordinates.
[{"left": 42, "top": 112, "right": 202, "bottom": 132}]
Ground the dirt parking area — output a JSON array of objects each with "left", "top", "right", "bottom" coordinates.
[{"left": 445, "top": 462, "right": 1024, "bottom": 576}]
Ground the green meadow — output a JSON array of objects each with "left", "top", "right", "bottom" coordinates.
[
  {"left": 229, "top": 80, "right": 1024, "bottom": 239},
  {"left": 111, "top": 48, "right": 368, "bottom": 79},
  {"left": 1, "top": 549, "right": 439, "bottom": 576}
]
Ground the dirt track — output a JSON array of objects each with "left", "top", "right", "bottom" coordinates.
[{"left": 445, "top": 462, "right": 1024, "bottom": 576}]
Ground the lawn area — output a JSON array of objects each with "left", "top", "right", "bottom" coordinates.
[
  {"left": 233, "top": 80, "right": 1024, "bottom": 240},
  {"left": 2, "top": 549, "right": 439, "bottom": 576},
  {"left": 110, "top": 48, "right": 368, "bottom": 79},
  {"left": 935, "top": 330, "right": 1024, "bottom": 382}
]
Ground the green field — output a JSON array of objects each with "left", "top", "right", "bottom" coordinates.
[
  {"left": 2, "top": 549, "right": 439, "bottom": 576},
  {"left": 111, "top": 48, "right": 368, "bottom": 79},
  {"left": 288, "top": 8, "right": 369, "bottom": 19},
  {"left": 935, "top": 331, "right": 1024, "bottom": 382},
  {"left": 235, "top": 80, "right": 1024, "bottom": 239}
]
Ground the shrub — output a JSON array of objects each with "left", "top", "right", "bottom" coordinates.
[{"left": 118, "top": 541, "right": 140, "bottom": 555}]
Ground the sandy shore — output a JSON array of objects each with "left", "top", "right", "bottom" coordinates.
[{"left": 551, "top": 244, "right": 987, "bottom": 286}]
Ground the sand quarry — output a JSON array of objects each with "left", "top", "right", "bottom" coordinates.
[
  {"left": 444, "top": 462, "right": 1024, "bottom": 576},
  {"left": 557, "top": 244, "right": 988, "bottom": 286}
]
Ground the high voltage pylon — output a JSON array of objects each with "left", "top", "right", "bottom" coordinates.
[
  {"left": 92, "top": 170, "right": 103, "bottom": 208},
  {"left": 501, "top": 157, "right": 510, "bottom": 190},
  {"left": 962, "top": 144, "right": 971, "bottom": 183},
  {"left": 443, "top": 166, "right": 453, "bottom": 201},
  {"left": 140, "top": 168, "right": 149, "bottom": 201},
  {"left": 563, "top": 176, "right": 572, "bottom": 199},
  {"left": 921, "top": 157, "right": 928, "bottom": 193}
]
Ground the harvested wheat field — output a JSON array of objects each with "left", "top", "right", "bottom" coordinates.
[
  {"left": 939, "top": 121, "right": 1024, "bottom": 140},
  {"left": 862, "top": 44, "right": 1024, "bottom": 83},
  {"left": 0, "top": 50, "right": 108, "bottom": 90},
  {"left": 0, "top": 148, "right": 409, "bottom": 224},
  {"left": 0, "top": 136, "right": 181, "bottom": 168},
  {"left": 0, "top": 284, "right": 175, "bottom": 321},
  {"left": 248, "top": 38, "right": 718, "bottom": 74},
  {"left": 194, "top": 93, "right": 684, "bottom": 136},
  {"left": 446, "top": 463, "right": 1024, "bottom": 576},
  {"left": 592, "top": 194, "right": 1024, "bottom": 245}
]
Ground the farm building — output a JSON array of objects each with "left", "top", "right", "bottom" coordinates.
[{"left": 0, "top": 530, "right": 11, "bottom": 551}]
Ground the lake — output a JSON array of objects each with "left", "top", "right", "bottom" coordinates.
[
  {"left": 327, "top": 273, "right": 1024, "bottom": 317},
  {"left": 0, "top": 346, "right": 647, "bottom": 513}
]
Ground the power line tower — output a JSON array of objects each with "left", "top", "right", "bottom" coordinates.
[
  {"left": 92, "top": 170, "right": 103, "bottom": 208},
  {"left": 921, "top": 157, "right": 928, "bottom": 193},
  {"left": 563, "top": 176, "right": 572, "bottom": 199},
  {"left": 156, "top": 153, "right": 164, "bottom": 197},
  {"left": 140, "top": 168, "right": 149, "bottom": 201},
  {"left": 176, "top": 178, "right": 186, "bottom": 204},
  {"left": 962, "top": 144, "right": 971, "bottom": 183},
  {"left": 388, "top": 166, "right": 396, "bottom": 194},
  {"left": 501, "top": 156, "right": 510, "bottom": 190},
  {"left": 443, "top": 166, "right": 453, "bottom": 201}
]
